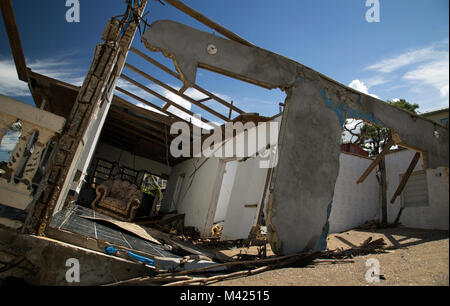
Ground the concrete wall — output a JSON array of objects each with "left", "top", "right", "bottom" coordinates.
[
  {"left": 54, "top": 99, "right": 110, "bottom": 214},
  {"left": 161, "top": 157, "right": 225, "bottom": 237},
  {"left": 329, "top": 149, "right": 449, "bottom": 233},
  {"left": 386, "top": 150, "right": 449, "bottom": 230},
  {"left": 70, "top": 100, "right": 111, "bottom": 193},
  {"left": 329, "top": 153, "right": 380, "bottom": 234}
]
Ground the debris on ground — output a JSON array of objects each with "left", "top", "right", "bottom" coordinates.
[{"left": 104, "top": 236, "right": 388, "bottom": 286}]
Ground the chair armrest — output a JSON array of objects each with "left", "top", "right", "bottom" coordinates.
[
  {"left": 92, "top": 184, "right": 108, "bottom": 209},
  {"left": 125, "top": 197, "right": 140, "bottom": 222}
]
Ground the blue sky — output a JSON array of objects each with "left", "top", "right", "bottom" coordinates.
[{"left": 0, "top": 0, "right": 449, "bottom": 124}]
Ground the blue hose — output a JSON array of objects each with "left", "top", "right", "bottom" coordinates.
[{"left": 105, "top": 246, "right": 155, "bottom": 267}]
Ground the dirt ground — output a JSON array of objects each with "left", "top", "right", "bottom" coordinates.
[{"left": 212, "top": 227, "right": 449, "bottom": 286}]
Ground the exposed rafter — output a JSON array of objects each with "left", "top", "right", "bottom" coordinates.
[
  {"left": 162, "top": 0, "right": 254, "bottom": 48},
  {"left": 124, "top": 63, "right": 229, "bottom": 121},
  {"left": 129, "top": 46, "right": 244, "bottom": 115},
  {"left": 0, "top": 0, "right": 28, "bottom": 82}
]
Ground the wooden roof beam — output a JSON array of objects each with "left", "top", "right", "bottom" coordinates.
[
  {"left": 119, "top": 74, "right": 218, "bottom": 128},
  {"left": 124, "top": 63, "right": 229, "bottom": 121},
  {"left": 162, "top": 0, "right": 254, "bottom": 48},
  {"left": 0, "top": 0, "right": 28, "bottom": 82},
  {"left": 129, "top": 46, "right": 244, "bottom": 115},
  {"left": 107, "top": 113, "right": 170, "bottom": 143}
]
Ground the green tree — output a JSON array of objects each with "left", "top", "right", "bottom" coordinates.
[{"left": 343, "top": 99, "right": 419, "bottom": 156}]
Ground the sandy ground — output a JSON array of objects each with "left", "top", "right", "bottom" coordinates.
[{"left": 212, "top": 227, "right": 449, "bottom": 286}]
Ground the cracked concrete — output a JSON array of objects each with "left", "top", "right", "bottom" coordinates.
[{"left": 142, "top": 20, "right": 449, "bottom": 255}]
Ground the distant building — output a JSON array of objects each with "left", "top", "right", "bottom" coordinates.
[
  {"left": 421, "top": 108, "right": 449, "bottom": 127},
  {"left": 341, "top": 143, "right": 369, "bottom": 157}
]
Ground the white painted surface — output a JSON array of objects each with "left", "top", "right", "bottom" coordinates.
[
  {"left": 329, "top": 149, "right": 449, "bottom": 233},
  {"left": 221, "top": 157, "right": 269, "bottom": 240},
  {"left": 386, "top": 150, "right": 449, "bottom": 230},
  {"left": 329, "top": 153, "right": 380, "bottom": 234},
  {"left": 70, "top": 100, "right": 111, "bottom": 193},
  {"left": 54, "top": 100, "right": 111, "bottom": 214},
  {"left": 161, "top": 157, "right": 225, "bottom": 237},
  {"left": 214, "top": 161, "right": 238, "bottom": 224}
]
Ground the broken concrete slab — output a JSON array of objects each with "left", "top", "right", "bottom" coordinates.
[
  {"left": 0, "top": 227, "right": 154, "bottom": 286},
  {"left": 142, "top": 20, "right": 298, "bottom": 90},
  {"left": 267, "top": 78, "right": 342, "bottom": 255}
]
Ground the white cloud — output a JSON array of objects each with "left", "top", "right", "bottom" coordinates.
[
  {"left": 392, "top": 98, "right": 400, "bottom": 102},
  {"left": 402, "top": 57, "right": 449, "bottom": 98},
  {"left": 28, "top": 57, "right": 85, "bottom": 86},
  {"left": 365, "top": 40, "right": 448, "bottom": 73},
  {"left": 0, "top": 59, "right": 30, "bottom": 96},
  {"left": 364, "top": 39, "right": 449, "bottom": 108},
  {"left": 0, "top": 56, "right": 86, "bottom": 97},
  {"left": 364, "top": 75, "right": 388, "bottom": 88},
  {"left": 348, "top": 80, "right": 379, "bottom": 99},
  {"left": 440, "top": 85, "right": 449, "bottom": 98}
]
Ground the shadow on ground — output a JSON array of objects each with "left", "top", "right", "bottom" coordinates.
[{"left": 328, "top": 227, "right": 449, "bottom": 251}]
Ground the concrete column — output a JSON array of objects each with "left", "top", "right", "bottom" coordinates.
[{"left": 267, "top": 79, "right": 342, "bottom": 255}]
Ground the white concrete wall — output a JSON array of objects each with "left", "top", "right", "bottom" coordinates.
[
  {"left": 161, "top": 157, "right": 225, "bottom": 237},
  {"left": 329, "top": 153, "right": 380, "bottom": 234},
  {"left": 70, "top": 100, "right": 111, "bottom": 193},
  {"left": 214, "top": 161, "right": 238, "bottom": 224},
  {"left": 221, "top": 157, "right": 269, "bottom": 240},
  {"left": 93, "top": 142, "right": 171, "bottom": 178},
  {"left": 329, "top": 149, "right": 449, "bottom": 233},
  {"left": 386, "top": 150, "right": 449, "bottom": 230},
  {"left": 54, "top": 99, "right": 110, "bottom": 214}
]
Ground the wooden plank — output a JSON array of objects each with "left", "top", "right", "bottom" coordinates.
[
  {"left": 106, "top": 119, "right": 167, "bottom": 146},
  {"left": 0, "top": 0, "right": 28, "bottom": 82},
  {"left": 197, "top": 97, "right": 212, "bottom": 103},
  {"left": 192, "top": 84, "right": 243, "bottom": 115},
  {"left": 108, "top": 107, "right": 168, "bottom": 136},
  {"left": 115, "top": 87, "right": 182, "bottom": 124},
  {"left": 124, "top": 63, "right": 229, "bottom": 121},
  {"left": 228, "top": 101, "right": 234, "bottom": 120},
  {"left": 120, "top": 73, "right": 198, "bottom": 118},
  {"left": 244, "top": 204, "right": 258, "bottom": 208},
  {"left": 162, "top": 0, "right": 254, "bottom": 48},
  {"left": 129, "top": 47, "right": 244, "bottom": 114},
  {"left": 390, "top": 152, "right": 422, "bottom": 204},
  {"left": 130, "top": 46, "right": 180, "bottom": 79},
  {"left": 103, "top": 121, "right": 167, "bottom": 148},
  {"left": 120, "top": 74, "right": 218, "bottom": 128},
  {"left": 357, "top": 138, "right": 395, "bottom": 184}
]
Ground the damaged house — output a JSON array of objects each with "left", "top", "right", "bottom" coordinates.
[{"left": 0, "top": 0, "right": 448, "bottom": 285}]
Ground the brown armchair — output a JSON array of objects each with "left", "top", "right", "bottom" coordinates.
[{"left": 91, "top": 179, "right": 143, "bottom": 222}]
